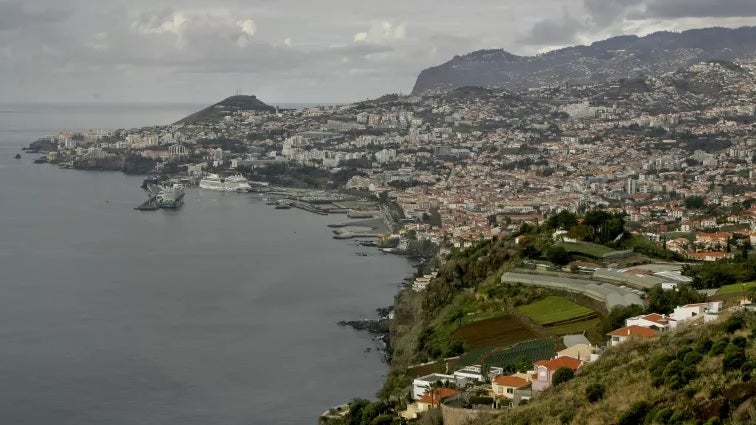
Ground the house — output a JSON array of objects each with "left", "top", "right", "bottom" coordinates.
[
  {"left": 412, "top": 374, "right": 454, "bottom": 400},
  {"left": 557, "top": 344, "right": 599, "bottom": 362},
  {"left": 607, "top": 325, "right": 658, "bottom": 346},
  {"left": 687, "top": 252, "right": 735, "bottom": 262},
  {"left": 418, "top": 388, "right": 460, "bottom": 409},
  {"left": 491, "top": 374, "right": 530, "bottom": 404},
  {"left": 401, "top": 388, "right": 461, "bottom": 420},
  {"left": 694, "top": 232, "right": 730, "bottom": 248},
  {"left": 625, "top": 313, "right": 678, "bottom": 330},
  {"left": 671, "top": 302, "right": 723, "bottom": 323},
  {"left": 562, "top": 333, "right": 591, "bottom": 348},
  {"left": 530, "top": 356, "right": 585, "bottom": 391},
  {"left": 453, "top": 365, "right": 504, "bottom": 385}
]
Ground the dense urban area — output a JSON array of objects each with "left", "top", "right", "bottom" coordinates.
[{"left": 26, "top": 57, "right": 756, "bottom": 425}]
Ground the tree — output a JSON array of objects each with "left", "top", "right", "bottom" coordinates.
[
  {"left": 545, "top": 211, "right": 578, "bottom": 231},
  {"left": 646, "top": 285, "right": 703, "bottom": 314},
  {"left": 546, "top": 245, "right": 571, "bottom": 266},
  {"left": 684, "top": 196, "right": 705, "bottom": 209},
  {"left": 585, "top": 383, "right": 605, "bottom": 402},
  {"left": 551, "top": 367, "right": 575, "bottom": 386},
  {"left": 604, "top": 304, "right": 644, "bottom": 333},
  {"left": 522, "top": 244, "right": 541, "bottom": 259}
]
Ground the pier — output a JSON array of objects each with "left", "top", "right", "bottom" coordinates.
[{"left": 134, "top": 198, "right": 159, "bottom": 211}]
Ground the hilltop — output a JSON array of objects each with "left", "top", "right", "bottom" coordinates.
[
  {"left": 175, "top": 95, "right": 275, "bottom": 125},
  {"left": 412, "top": 26, "right": 756, "bottom": 95}
]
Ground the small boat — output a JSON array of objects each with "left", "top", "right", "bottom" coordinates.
[
  {"left": 275, "top": 202, "right": 291, "bottom": 210},
  {"left": 14, "top": 153, "right": 21, "bottom": 159}
]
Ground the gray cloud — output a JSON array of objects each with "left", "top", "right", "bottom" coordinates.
[
  {"left": 1, "top": 0, "right": 756, "bottom": 103},
  {"left": 521, "top": 7, "right": 586, "bottom": 46},
  {"left": 641, "top": 0, "right": 756, "bottom": 19}
]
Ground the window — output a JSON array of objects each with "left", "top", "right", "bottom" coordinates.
[{"left": 507, "top": 388, "right": 513, "bottom": 394}]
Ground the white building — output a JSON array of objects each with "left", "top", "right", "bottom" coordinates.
[
  {"left": 453, "top": 365, "right": 504, "bottom": 385},
  {"left": 412, "top": 373, "right": 454, "bottom": 400},
  {"left": 671, "top": 302, "right": 723, "bottom": 323},
  {"left": 626, "top": 313, "right": 678, "bottom": 330}
]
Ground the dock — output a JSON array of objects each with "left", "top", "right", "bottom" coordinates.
[{"left": 134, "top": 198, "right": 159, "bottom": 211}]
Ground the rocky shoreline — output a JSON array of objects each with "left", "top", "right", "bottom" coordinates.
[{"left": 338, "top": 306, "right": 393, "bottom": 360}]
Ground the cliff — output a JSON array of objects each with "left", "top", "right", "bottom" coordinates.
[{"left": 411, "top": 26, "right": 756, "bottom": 95}]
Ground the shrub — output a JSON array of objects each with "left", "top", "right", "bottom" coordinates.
[
  {"left": 694, "top": 337, "right": 713, "bottom": 353},
  {"left": 724, "top": 315, "right": 745, "bottom": 333},
  {"left": 552, "top": 367, "right": 575, "bottom": 386},
  {"left": 559, "top": 410, "right": 575, "bottom": 424},
  {"left": 709, "top": 339, "right": 729, "bottom": 356},
  {"left": 722, "top": 344, "right": 747, "bottom": 371},
  {"left": 654, "top": 407, "right": 673, "bottom": 425},
  {"left": 731, "top": 336, "right": 747, "bottom": 348},
  {"left": 683, "top": 351, "right": 703, "bottom": 366},
  {"left": 546, "top": 245, "right": 571, "bottom": 266},
  {"left": 468, "top": 396, "right": 493, "bottom": 406},
  {"left": 669, "top": 411, "right": 688, "bottom": 424},
  {"left": 585, "top": 383, "right": 605, "bottom": 403},
  {"left": 618, "top": 401, "right": 651, "bottom": 425},
  {"left": 703, "top": 418, "right": 721, "bottom": 425}
]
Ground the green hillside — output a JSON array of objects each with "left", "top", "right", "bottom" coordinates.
[{"left": 482, "top": 312, "right": 756, "bottom": 425}]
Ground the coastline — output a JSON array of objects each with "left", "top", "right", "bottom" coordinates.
[{"left": 1, "top": 159, "right": 413, "bottom": 424}]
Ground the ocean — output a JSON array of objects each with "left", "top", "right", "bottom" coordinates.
[{"left": 0, "top": 103, "right": 411, "bottom": 425}]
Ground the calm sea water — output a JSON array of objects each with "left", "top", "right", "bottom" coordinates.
[{"left": 0, "top": 103, "right": 411, "bottom": 425}]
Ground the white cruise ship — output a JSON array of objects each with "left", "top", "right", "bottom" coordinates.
[
  {"left": 199, "top": 174, "right": 225, "bottom": 191},
  {"left": 224, "top": 174, "right": 252, "bottom": 192},
  {"left": 199, "top": 173, "right": 252, "bottom": 192}
]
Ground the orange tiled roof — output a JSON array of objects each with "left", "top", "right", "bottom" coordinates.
[
  {"left": 534, "top": 356, "right": 583, "bottom": 371},
  {"left": 608, "top": 325, "right": 658, "bottom": 338},
  {"left": 419, "top": 388, "right": 460, "bottom": 405},
  {"left": 641, "top": 314, "right": 674, "bottom": 325},
  {"left": 493, "top": 375, "right": 529, "bottom": 388}
]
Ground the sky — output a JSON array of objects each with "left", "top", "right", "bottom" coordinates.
[{"left": 2, "top": 0, "right": 756, "bottom": 104}]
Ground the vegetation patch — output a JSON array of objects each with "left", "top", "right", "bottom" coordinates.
[
  {"left": 716, "top": 281, "right": 756, "bottom": 296},
  {"left": 516, "top": 296, "right": 596, "bottom": 325},
  {"left": 545, "top": 318, "right": 602, "bottom": 336},
  {"left": 481, "top": 339, "right": 556, "bottom": 370},
  {"left": 557, "top": 242, "right": 615, "bottom": 258},
  {"left": 452, "top": 315, "right": 539, "bottom": 349}
]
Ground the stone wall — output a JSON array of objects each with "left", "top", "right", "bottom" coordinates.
[{"left": 440, "top": 403, "right": 503, "bottom": 425}]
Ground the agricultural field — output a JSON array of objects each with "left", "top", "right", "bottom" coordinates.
[
  {"left": 460, "top": 310, "right": 507, "bottom": 326},
  {"left": 557, "top": 241, "right": 615, "bottom": 258},
  {"left": 716, "top": 281, "right": 756, "bottom": 297},
  {"left": 516, "top": 296, "right": 596, "bottom": 325},
  {"left": 545, "top": 318, "right": 601, "bottom": 336},
  {"left": 482, "top": 339, "right": 556, "bottom": 369},
  {"left": 452, "top": 316, "right": 539, "bottom": 350}
]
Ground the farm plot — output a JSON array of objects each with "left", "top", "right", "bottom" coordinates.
[
  {"left": 516, "top": 296, "right": 597, "bottom": 325},
  {"left": 452, "top": 316, "right": 539, "bottom": 350}
]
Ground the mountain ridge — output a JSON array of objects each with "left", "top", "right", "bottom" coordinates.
[{"left": 411, "top": 26, "right": 756, "bottom": 95}]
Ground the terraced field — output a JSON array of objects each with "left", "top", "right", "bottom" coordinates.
[
  {"left": 516, "top": 296, "right": 596, "bottom": 325},
  {"left": 558, "top": 242, "right": 615, "bottom": 258},
  {"left": 545, "top": 318, "right": 601, "bottom": 336},
  {"left": 452, "top": 315, "right": 539, "bottom": 349}
]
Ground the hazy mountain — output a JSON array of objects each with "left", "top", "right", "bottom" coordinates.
[
  {"left": 175, "top": 95, "right": 275, "bottom": 125},
  {"left": 411, "top": 26, "right": 756, "bottom": 95}
]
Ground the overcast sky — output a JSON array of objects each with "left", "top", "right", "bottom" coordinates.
[{"left": 2, "top": 0, "right": 756, "bottom": 103}]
